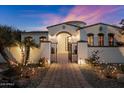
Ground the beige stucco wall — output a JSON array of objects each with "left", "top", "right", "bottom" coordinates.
[
  {"left": 40, "top": 42, "right": 51, "bottom": 64},
  {"left": 0, "top": 42, "right": 51, "bottom": 64},
  {"left": 80, "top": 24, "right": 122, "bottom": 46},
  {"left": 78, "top": 42, "right": 88, "bottom": 64},
  {"left": 21, "top": 32, "right": 48, "bottom": 44},
  {"left": 29, "top": 47, "right": 41, "bottom": 64},
  {"left": 88, "top": 47, "right": 124, "bottom": 63},
  {"left": 48, "top": 24, "right": 78, "bottom": 37},
  {"left": 29, "top": 42, "right": 51, "bottom": 64},
  {"left": 48, "top": 24, "right": 80, "bottom": 44}
]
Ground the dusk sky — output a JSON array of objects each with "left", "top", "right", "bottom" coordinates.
[{"left": 0, "top": 5, "right": 124, "bottom": 31}]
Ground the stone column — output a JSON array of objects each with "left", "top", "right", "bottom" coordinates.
[{"left": 77, "top": 41, "right": 88, "bottom": 64}]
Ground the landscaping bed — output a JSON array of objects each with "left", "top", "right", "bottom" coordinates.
[
  {"left": 0, "top": 64, "right": 49, "bottom": 88},
  {"left": 80, "top": 64, "right": 124, "bottom": 88}
]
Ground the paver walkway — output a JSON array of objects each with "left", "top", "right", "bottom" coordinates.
[
  {"left": 38, "top": 63, "right": 91, "bottom": 88},
  {"left": 57, "top": 53, "right": 69, "bottom": 63}
]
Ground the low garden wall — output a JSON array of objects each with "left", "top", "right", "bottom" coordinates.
[
  {"left": 88, "top": 47, "right": 124, "bottom": 63},
  {"left": 0, "top": 42, "right": 51, "bottom": 64},
  {"left": 30, "top": 42, "right": 51, "bottom": 64}
]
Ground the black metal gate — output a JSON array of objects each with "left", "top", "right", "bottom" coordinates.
[
  {"left": 68, "top": 43, "right": 78, "bottom": 62},
  {"left": 51, "top": 43, "right": 57, "bottom": 63},
  {"left": 68, "top": 42, "right": 72, "bottom": 62}
]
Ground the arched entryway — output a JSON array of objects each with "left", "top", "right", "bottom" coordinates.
[
  {"left": 50, "top": 31, "right": 78, "bottom": 63},
  {"left": 56, "top": 32, "right": 72, "bottom": 63}
]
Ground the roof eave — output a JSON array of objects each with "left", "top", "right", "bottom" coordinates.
[{"left": 79, "top": 23, "right": 123, "bottom": 30}]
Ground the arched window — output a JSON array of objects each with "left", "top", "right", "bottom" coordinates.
[
  {"left": 87, "top": 33, "right": 94, "bottom": 46},
  {"left": 108, "top": 33, "right": 114, "bottom": 46},
  {"left": 39, "top": 36, "right": 47, "bottom": 41},
  {"left": 98, "top": 33, "right": 104, "bottom": 46}
]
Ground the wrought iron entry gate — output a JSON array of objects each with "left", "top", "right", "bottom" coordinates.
[
  {"left": 68, "top": 43, "right": 78, "bottom": 62},
  {"left": 51, "top": 42, "right": 77, "bottom": 63},
  {"left": 51, "top": 43, "right": 57, "bottom": 63}
]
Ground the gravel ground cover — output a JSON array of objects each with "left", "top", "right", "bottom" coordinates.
[
  {"left": 27, "top": 67, "right": 49, "bottom": 88},
  {"left": 0, "top": 65, "right": 49, "bottom": 88},
  {"left": 80, "top": 64, "right": 124, "bottom": 88}
]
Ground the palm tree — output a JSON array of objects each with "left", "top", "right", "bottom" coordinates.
[
  {"left": 0, "top": 25, "right": 21, "bottom": 65},
  {"left": 120, "top": 19, "right": 124, "bottom": 35},
  {"left": 23, "top": 37, "right": 38, "bottom": 66},
  {"left": 119, "top": 19, "right": 124, "bottom": 36},
  {"left": 120, "top": 19, "right": 124, "bottom": 29},
  {"left": 117, "top": 19, "right": 124, "bottom": 46}
]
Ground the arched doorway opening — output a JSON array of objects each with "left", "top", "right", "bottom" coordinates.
[{"left": 56, "top": 32, "right": 72, "bottom": 63}]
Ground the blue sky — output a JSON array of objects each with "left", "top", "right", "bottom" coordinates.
[{"left": 0, "top": 5, "right": 124, "bottom": 31}]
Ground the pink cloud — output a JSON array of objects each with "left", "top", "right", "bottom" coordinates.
[
  {"left": 40, "top": 6, "right": 123, "bottom": 28},
  {"left": 22, "top": 6, "right": 123, "bottom": 30},
  {"left": 63, "top": 6, "right": 123, "bottom": 24}
]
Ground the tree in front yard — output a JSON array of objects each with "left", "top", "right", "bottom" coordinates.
[
  {"left": 0, "top": 25, "right": 21, "bottom": 65},
  {"left": 120, "top": 19, "right": 124, "bottom": 29},
  {"left": 23, "top": 37, "right": 38, "bottom": 66}
]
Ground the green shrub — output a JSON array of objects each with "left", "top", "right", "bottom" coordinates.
[{"left": 85, "top": 50, "right": 100, "bottom": 66}]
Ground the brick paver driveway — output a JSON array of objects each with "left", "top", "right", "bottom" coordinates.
[{"left": 38, "top": 63, "right": 91, "bottom": 88}]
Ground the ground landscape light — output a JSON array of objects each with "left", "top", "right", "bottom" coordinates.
[{"left": 79, "top": 58, "right": 86, "bottom": 64}]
